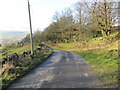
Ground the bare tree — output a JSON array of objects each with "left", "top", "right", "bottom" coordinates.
[{"left": 85, "top": 0, "right": 118, "bottom": 37}]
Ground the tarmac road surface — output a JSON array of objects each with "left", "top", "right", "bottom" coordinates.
[{"left": 8, "top": 49, "right": 99, "bottom": 88}]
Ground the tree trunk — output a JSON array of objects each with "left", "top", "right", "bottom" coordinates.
[{"left": 101, "top": 29, "right": 107, "bottom": 37}]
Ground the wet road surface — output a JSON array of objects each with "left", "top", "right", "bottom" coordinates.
[{"left": 8, "top": 49, "right": 99, "bottom": 88}]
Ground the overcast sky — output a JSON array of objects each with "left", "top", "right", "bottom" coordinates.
[
  {"left": 0, "top": 0, "right": 80, "bottom": 32},
  {"left": 0, "top": 0, "right": 119, "bottom": 33}
]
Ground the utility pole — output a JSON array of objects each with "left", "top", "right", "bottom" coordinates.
[{"left": 27, "top": 0, "right": 34, "bottom": 54}]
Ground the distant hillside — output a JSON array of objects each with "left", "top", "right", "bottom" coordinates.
[
  {"left": 0, "top": 31, "right": 28, "bottom": 43},
  {"left": 0, "top": 31, "right": 27, "bottom": 35}
]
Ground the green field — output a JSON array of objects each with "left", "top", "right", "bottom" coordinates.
[{"left": 0, "top": 34, "right": 26, "bottom": 40}]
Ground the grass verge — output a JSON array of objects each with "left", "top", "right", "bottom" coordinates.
[
  {"left": 70, "top": 49, "right": 118, "bottom": 88},
  {"left": 52, "top": 40, "right": 118, "bottom": 88},
  {"left": 1, "top": 44, "right": 38, "bottom": 58},
  {"left": 2, "top": 49, "right": 53, "bottom": 89}
]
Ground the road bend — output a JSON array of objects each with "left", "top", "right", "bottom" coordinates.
[{"left": 8, "top": 49, "right": 99, "bottom": 88}]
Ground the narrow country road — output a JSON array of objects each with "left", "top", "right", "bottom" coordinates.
[{"left": 8, "top": 49, "right": 99, "bottom": 88}]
